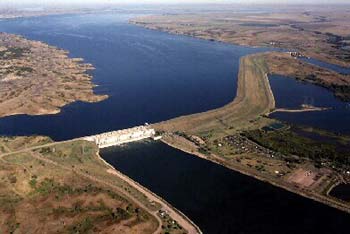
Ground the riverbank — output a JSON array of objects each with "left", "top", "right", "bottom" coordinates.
[
  {"left": 160, "top": 134, "right": 350, "bottom": 214},
  {"left": 97, "top": 149, "right": 202, "bottom": 234}
]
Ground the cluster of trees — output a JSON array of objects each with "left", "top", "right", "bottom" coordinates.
[{"left": 243, "top": 128, "right": 350, "bottom": 170}]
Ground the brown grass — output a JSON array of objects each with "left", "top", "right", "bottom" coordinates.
[
  {"left": 0, "top": 33, "right": 107, "bottom": 118},
  {"left": 0, "top": 139, "right": 159, "bottom": 234},
  {"left": 263, "top": 52, "right": 350, "bottom": 100}
]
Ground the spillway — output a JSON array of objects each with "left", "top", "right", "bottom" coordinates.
[{"left": 83, "top": 125, "right": 156, "bottom": 148}]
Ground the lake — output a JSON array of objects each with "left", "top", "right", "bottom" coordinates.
[
  {"left": 101, "top": 141, "right": 350, "bottom": 234},
  {"left": 0, "top": 13, "right": 348, "bottom": 137},
  {"left": 0, "top": 13, "right": 268, "bottom": 140}
]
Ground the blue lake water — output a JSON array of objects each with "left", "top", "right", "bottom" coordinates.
[
  {"left": 0, "top": 13, "right": 268, "bottom": 140},
  {"left": 0, "top": 13, "right": 348, "bottom": 138},
  {"left": 269, "top": 75, "right": 350, "bottom": 134}
]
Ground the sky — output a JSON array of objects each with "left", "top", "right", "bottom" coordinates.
[{"left": 1, "top": 0, "right": 349, "bottom": 6}]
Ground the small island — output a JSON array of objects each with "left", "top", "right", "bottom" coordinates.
[{"left": 0, "top": 33, "right": 108, "bottom": 117}]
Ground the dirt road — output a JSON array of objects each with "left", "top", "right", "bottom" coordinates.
[{"left": 0, "top": 141, "right": 201, "bottom": 234}]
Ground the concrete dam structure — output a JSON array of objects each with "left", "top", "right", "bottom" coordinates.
[{"left": 83, "top": 125, "right": 156, "bottom": 148}]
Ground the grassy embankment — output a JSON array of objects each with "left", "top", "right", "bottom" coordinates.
[{"left": 154, "top": 53, "right": 276, "bottom": 137}]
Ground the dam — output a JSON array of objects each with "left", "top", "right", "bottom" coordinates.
[{"left": 83, "top": 125, "right": 157, "bottom": 148}]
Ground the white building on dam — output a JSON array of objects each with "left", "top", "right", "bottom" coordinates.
[{"left": 83, "top": 125, "right": 157, "bottom": 148}]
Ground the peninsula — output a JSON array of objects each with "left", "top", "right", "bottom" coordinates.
[{"left": 0, "top": 33, "right": 107, "bottom": 117}]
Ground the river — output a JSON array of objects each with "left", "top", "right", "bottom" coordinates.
[{"left": 101, "top": 141, "right": 350, "bottom": 234}]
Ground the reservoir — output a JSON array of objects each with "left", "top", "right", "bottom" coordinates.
[
  {"left": 101, "top": 141, "right": 350, "bottom": 234},
  {"left": 0, "top": 13, "right": 268, "bottom": 140},
  {"left": 0, "top": 13, "right": 348, "bottom": 137}
]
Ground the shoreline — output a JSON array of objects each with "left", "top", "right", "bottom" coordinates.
[
  {"left": 160, "top": 137, "right": 350, "bottom": 214},
  {"left": 129, "top": 14, "right": 350, "bottom": 69},
  {"left": 130, "top": 18, "right": 350, "bottom": 102},
  {"left": 0, "top": 32, "right": 108, "bottom": 118},
  {"left": 96, "top": 149, "right": 202, "bottom": 234},
  {"left": 0, "top": 95, "right": 109, "bottom": 118},
  {"left": 129, "top": 20, "right": 259, "bottom": 47}
]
